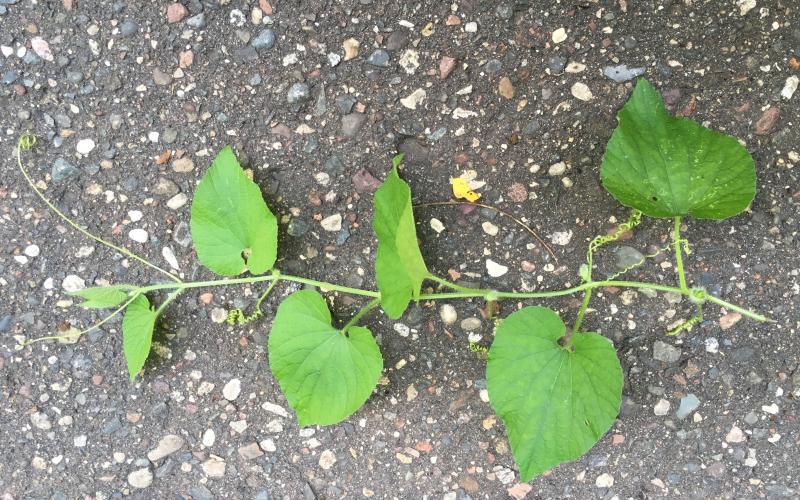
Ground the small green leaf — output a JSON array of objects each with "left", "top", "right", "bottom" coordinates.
[
  {"left": 68, "top": 285, "right": 133, "bottom": 309},
  {"left": 372, "top": 158, "right": 428, "bottom": 319},
  {"left": 268, "top": 290, "right": 383, "bottom": 426},
  {"left": 190, "top": 145, "right": 278, "bottom": 276},
  {"left": 601, "top": 79, "right": 756, "bottom": 220},
  {"left": 122, "top": 294, "right": 158, "bottom": 381},
  {"left": 487, "top": 306, "right": 623, "bottom": 481}
]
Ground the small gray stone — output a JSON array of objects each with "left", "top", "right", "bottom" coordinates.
[
  {"left": 287, "top": 218, "right": 309, "bottom": 237},
  {"left": 341, "top": 113, "right": 366, "bottom": 138},
  {"left": 120, "top": 20, "right": 138, "bottom": 37},
  {"left": 188, "top": 486, "right": 214, "bottom": 500},
  {"left": 522, "top": 119, "right": 542, "bottom": 136},
  {"left": 367, "top": 49, "right": 390, "bottom": 67},
  {"left": 251, "top": 28, "right": 276, "bottom": 49},
  {"left": 603, "top": 64, "right": 646, "bottom": 83},
  {"left": 287, "top": 82, "right": 310, "bottom": 103},
  {"left": 335, "top": 94, "right": 357, "bottom": 114},
  {"left": 496, "top": 3, "right": 514, "bottom": 19},
  {"left": 547, "top": 55, "right": 567, "bottom": 73},
  {"left": 614, "top": 246, "right": 644, "bottom": 271},
  {"left": 676, "top": 394, "right": 700, "bottom": 420},
  {"left": 653, "top": 340, "right": 681, "bottom": 363},
  {"left": 51, "top": 158, "right": 78, "bottom": 182},
  {"left": 186, "top": 13, "right": 206, "bottom": 28},
  {"left": 484, "top": 58, "right": 502, "bottom": 74},
  {"left": 2, "top": 70, "right": 19, "bottom": 85}
]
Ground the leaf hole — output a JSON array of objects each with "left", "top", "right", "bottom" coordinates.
[{"left": 651, "top": 196, "right": 658, "bottom": 202}]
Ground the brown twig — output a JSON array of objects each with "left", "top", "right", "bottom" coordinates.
[{"left": 413, "top": 200, "right": 559, "bottom": 264}]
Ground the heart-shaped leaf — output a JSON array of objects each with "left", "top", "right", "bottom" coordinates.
[
  {"left": 122, "top": 294, "right": 158, "bottom": 381},
  {"left": 191, "top": 145, "right": 278, "bottom": 276},
  {"left": 487, "top": 306, "right": 623, "bottom": 481},
  {"left": 373, "top": 155, "right": 429, "bottom": 319},
  {"left": 68, "top": 285, "right": 134, "bottom": 309},
  {"left": 268, "top": 290, "right": 383, "bottom": 426},
  {"left": 601, "top": 78, "right": 756, "bottom": 220}
]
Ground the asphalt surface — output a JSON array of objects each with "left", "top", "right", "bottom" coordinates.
[{"left": 1, "top": 1, "right": 799, "bottom": 498}]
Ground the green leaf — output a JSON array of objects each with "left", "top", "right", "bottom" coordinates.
[
  {"left": 486, "top": 306, "right": 623, "bottom": 481},
  {"left": 372, "top": 156, "right": 428, "bottom": 319},
  {"left": 122, "top": 294, "right": 158, "bottom": 381},
  {"left": 190, "top": 145, "right": 278, "bottom": 276},
  {"left": 268, "top": 290, "right": 383, "bottom": 426},
  {"left": 68, "top": 285, "right": 133, "bottom": 309},
  {"left": 601, "top": 79, "right": 756, "bottom": 220}
]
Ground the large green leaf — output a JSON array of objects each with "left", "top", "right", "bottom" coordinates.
[
  {"left": 487, "top": 306, "right": 623, "bottom": 481},
  {"left": 190, "top": 146, "right": 278, "bottom": 276},
  {"left": 372, "top": 155, "right": 428, "bottom": 319},
  {"left": 600, "top": 78, "right": 756, "bottom": 220},
  {"left": 268, "top": 290, "right": 383, "bottom": 426},
  {"left": 68, "top": 285, "right": 134, "bottom": 309},
  {"left": 122, "top": 294, "right": 158, "bottom": 381}
]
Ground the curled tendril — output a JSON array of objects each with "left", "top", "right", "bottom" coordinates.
[
  {"left": 606, "top": 242, "right": 673, "bottom": 281},
  {"left": 223, "top": 277, "right": 280, "bottom": 326},
  {"left": 468, "top": 342, "right": 489, "bottom": 355},
  {"left": 19, "top": 133, "right": 37, "bottom": 150},
  {"left": 226, "top": 307, "right": 263, "bottom": 326},
  {"left": 667, "top": 305, "right": 704, "bottom": 337},
  {"left": 584, "top": 209, "right": 643, "bottom": 282}
]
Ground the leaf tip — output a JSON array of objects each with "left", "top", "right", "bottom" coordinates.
[{"left": 391, "top": 153, "right": 404, "bottom": 170}]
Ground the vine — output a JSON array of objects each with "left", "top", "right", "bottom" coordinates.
[{"left": 14, "top": 79, "right": 771, "bottom": 482}]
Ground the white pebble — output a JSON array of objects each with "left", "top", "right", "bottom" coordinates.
[
  {"left": 704, "top": 337, "right": 719, "bottom": 353},
  {"left": 222, "top": 378, "right": 242, "bottom": 401},
  {"left": 595, "top": 473, "right": 614, "bottom": 488},
  {"left": 128, "top": 210, "right": 143, "bottom": 222},
  {"left": 654, "top": 398, "right": 670, "bottom": 416},
  {"left": 166, "top": 193, "right": 188, "bottom": 210},
  {"left": 737, "top": 0, "right": 757, "bottom": 16},
  {"left": 548, "top": 161, "right": 567, "bottom": 176},
  {"left": 439, "top": 304, "right": 457, "bottom": 325},
  {"left": 464, "top": 22, "right": 478, "bottom": 33},
  {"left": 725, "top": 425, "right": 746, "bottom": 443},
  {"left": 481, "top": 221, "right": 499, "bottom": 236},
  {"left": 486, "top": 259, "right": 508, "bottom": 277},
  {"left": 552, "top": 27, "right": 567, "bottom": 44},
  {"left": 24, "top": 244, "right": 40, "bottom": 257},
  {"left": 319, "top": 449, "right": 337, "bottom": 470},
  {"left": 62, "top": 274, "right": 85, "bottom": 292},
  {"left": 127, "top": 468, "right": 153, "bottom": 489},
  {"left": 128, "top": 228, "right": 149, "bottom": 243},
  {"left": 76, "top": 139, "right": 96, "bottom": 155},
  {"left": 162, "top": 246, "right": 180, "bottom": 271},
  {"left": 202, "top": 429, "right": 216, "bottom": 447},
  {"left": 780, "top": 75, "right": 798, "bottom": 100},
  {"left": 148, "top": 131, "right": 160, "bottom": 143},
  {"left": 320, "top": 213, "right": 342, "bottom": 232},
  {"left": 571, "top": 82, "right": 593, "bottom": 101},
  {"left": 430, "top": 218, "right": 445, "bottom": 233},
  {"left": 549, "top": 230, "right": 573, "bottom": 246}
]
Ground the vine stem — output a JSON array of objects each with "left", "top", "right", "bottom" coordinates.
[
  {"left": 570, "top": 289, "right": 593, "bottom": 340},
  {"left": 132, "top": 272, "right": 772, "bottom": 323},
  {"left": 427, "top": 274, "right": 490, "bottom": 295},
  {"left": 673, "top": 216, "right": 688, "bottom": 291},
  {"left": 341, "top": 298, "right": 381, "bottom": 335},
  {"left": 15, "top": 134, "right": 182, "bottom": 284}
]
